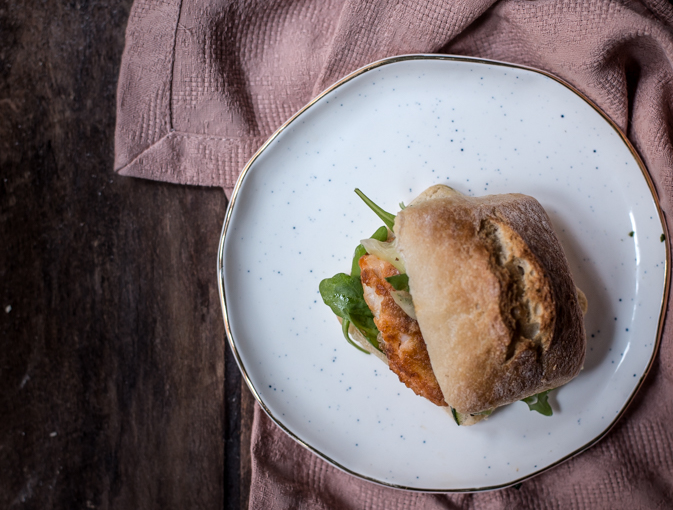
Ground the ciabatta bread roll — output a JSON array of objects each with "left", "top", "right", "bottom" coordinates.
[{"left": 393, "top": 185, "right": 586, "bottom": 415}]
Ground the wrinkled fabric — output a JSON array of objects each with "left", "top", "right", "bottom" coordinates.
[{"left": 115, "top": 0, "right": 673, "bottom": 507}]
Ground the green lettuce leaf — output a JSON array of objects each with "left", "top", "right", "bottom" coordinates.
[
  {"left": 354, "top": 188, "right": 396, "bottom": 230},
  {"left": 450, "top": 407, "right": 462, "bottom": 426},
  {"left": 319, "top": 273, "right": 381, "bottom": 352},
  {"left": 351, "top": 226, "right": 388, "bottom": 278},
  {"left": 340, "top": 319, "right": 367, "bottom": 354},
  {"left": 385, "top": 273, "right": 409, "bottom": 291},
  {"left": 521, "top": 390, "right": 553, "bottom": 416}
]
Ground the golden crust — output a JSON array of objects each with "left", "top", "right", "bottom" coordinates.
[
  {"left": 394, "top": 185, "right": 586, "bottom": 414},
  {"left": 359, "top": 254, "right": 447, "bottom": 407}
]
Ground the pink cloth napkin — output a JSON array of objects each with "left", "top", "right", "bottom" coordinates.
[{"left": 116, "top": 0, "right": 673, "bottom": 507}]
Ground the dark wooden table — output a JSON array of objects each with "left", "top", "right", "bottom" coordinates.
[{"left": 1, "top": 1, "right": 254, "bottom": 508}]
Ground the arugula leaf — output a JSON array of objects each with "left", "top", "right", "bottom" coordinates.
[
  {"left": 319, "top": 273, "right": 381, "bottom": 351},
  {"left": 354, "top": 188, "right": 396, "bottom": 230},
  {"left": 351, "top": 226, "right": 388, "bottom": 278},
  {"left": 521, "top": 390, "right": 553, "bottom": 416},
  {"left": 385, "top": 273, "right": 409, "bottom": 291}
]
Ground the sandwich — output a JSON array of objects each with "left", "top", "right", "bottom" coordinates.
[{"left": 319, "top": 184, "right": 587, "bottom": 425}]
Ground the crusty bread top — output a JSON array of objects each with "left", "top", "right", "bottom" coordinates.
[{"left": 394, "top": 185, "right": 586, "bottom": 414}]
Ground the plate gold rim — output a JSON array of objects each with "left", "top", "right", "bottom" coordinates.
[{"left": 216, "top": 54, "right": 670, "bottom": 492}]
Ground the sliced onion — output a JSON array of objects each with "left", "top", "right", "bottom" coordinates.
[{"left": 360, "top": 238, "right": 406, "bottom": 273}]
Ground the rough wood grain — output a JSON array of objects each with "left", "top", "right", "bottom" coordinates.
[
  {"left": 0, "top": 1, "right": 240, "bottom": 508},
  {"left": 239, "top": 381, "right": 255, "bottom": 510}
]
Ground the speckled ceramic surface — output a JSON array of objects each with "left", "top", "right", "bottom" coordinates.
[{"left": 218, "top": 55, "right": 668, "bottom": 491}]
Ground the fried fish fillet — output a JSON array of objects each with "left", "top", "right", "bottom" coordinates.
[{"left": 359, "top": 254, "right": 447, "bottom": 407}]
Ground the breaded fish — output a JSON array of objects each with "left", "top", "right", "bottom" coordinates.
[{"left": 359, "top": 254, "right": 447, "bottom": 407}]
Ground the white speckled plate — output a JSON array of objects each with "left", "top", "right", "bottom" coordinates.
[{"left": 218, "top": 55, "right": 669, "bottom": 491}]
